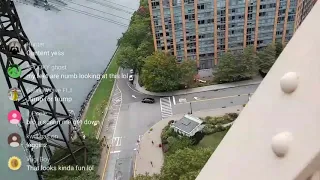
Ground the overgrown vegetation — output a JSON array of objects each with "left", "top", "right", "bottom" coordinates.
[
  {"left": 214, "top": 43, "right": 284, "bottom": 83},
  {"left": 134, "top": 113, "right": 237, "bottom": 180},
  {"left": 44, "top": 137, "right": 101, "bottom": 180},
  {"left": 114, "top": 2, "right": 198, "bottom": 92},
  {"left": 82, "top": 53, "right": 119, "bottom": 137},
  {"left": 202, "top": 113, "right": 238, "bottom": 134},
  {"left": 141, "top": 52, "right": 197, "bottom": 92}
]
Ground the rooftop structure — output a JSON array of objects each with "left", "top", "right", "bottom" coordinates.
[
  {"left": 148, "top": 0, "right": 317, "bottom": 69},
  {"left": 171, "top": 114, "right": 204, "bottom": 137},
  {"left": 196, "top": 1, "right": 320, "bottom": 179}
]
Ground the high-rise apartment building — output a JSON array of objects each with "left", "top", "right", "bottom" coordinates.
[{"left": 148, "top": 0, "right": 317, "bottom": 69}]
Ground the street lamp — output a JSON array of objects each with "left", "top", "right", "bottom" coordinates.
[{"left": 189, "top": 102, "right": 193, "bottom": 114}]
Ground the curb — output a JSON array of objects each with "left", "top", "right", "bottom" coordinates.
[
  {"left": 95, "top": 68, "right": 120, "bottom": 139},
  {"left": 80, "top": 46, "right": 120, "bottom": 122},
  {"left": 134, "top": 73, "right": 261, "bottom": 97}
]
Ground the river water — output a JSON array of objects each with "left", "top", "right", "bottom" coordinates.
[{"left": 0, "top": 0, "right": 138, "bottom": 179}]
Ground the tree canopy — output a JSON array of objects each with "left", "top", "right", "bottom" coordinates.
[
  {"left": 132, "top": 148, "right": 212, "bottom": 180},
  {"left": 275, "top": 41, "right": 284, "bottom": 58},
  {"left": 44, "top": 137, "right": 101, "bottom": 180},
  {"left": 178, "top": 59, "right": 197, "bottom": 87},
  {"left": 257, "top": 44, "right": 276, "bottom": 73},
  {"left": 117, "top": 22, "right": 150, "bottom": 48},
  {"left": 141, "top": 52, "right": 197, "bottom": 92},
  {"left": 115, "top": 45, "right": 141, "bottom": 70},
  {"left": 160, "top": 148, "right": 212, "bottom": 180},
  {"left": 141, "top": 52, "right": 182, "bottom": 92},
  {"left": 213, "top": 51, "right": 239, "bottom": 83}
]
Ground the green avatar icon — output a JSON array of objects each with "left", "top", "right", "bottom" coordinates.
[{"left": 7, "top": 64, "right": 21, "bottom": 78}]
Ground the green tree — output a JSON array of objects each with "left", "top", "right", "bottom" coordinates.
[
  {"left": 118, "top": 21, "right": 150, "bottom": 48},
  {"left": 44, "top": 137, "right": 101, "bottom": 180},
  {"left": 137, "top": 38, "right": 154, "bottom": 58},
  {"left": 166, "top": 136, "right": 193, "bottom": 154},
  {"left": 213, "top": 51, "right": 238, "bottom": 83},
  {"left": 141, "top": 52, "right": 181, "bottom": 92},
  {"left": 275, "top": 41, "right": 284, "bottom": 58},
  {"left": 237, "top": 46, "right": 258, "bottom": 79},
  {"left": 257, "top": 44, "right": 276, "bottom": 73},
  {"left": 178, "top": 59, "right": 197, "bottom": 87},
  {"left": 115, "top": 46, "right": 141, "bottom": 70},
  {"left": 179, "top": 170, "right": 201, "bottom": 180},
  {"left": 160, "top": 148, "right": 212, "bottom": 180}
]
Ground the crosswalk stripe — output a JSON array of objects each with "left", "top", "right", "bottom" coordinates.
[{"left": 160, "top": 97, "right": 173, "bottom": 120}]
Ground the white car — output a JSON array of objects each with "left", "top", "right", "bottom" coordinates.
[
  {"left": 129, "top": 69, "right": 134, "bottom": 74},
  {"left": 129, "top": 75, "right": 134, "bottom": 81}
]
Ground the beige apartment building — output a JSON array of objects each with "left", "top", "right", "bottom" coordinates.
[{"left": 148, "top": 0, "right": 317, "bottom": 69}]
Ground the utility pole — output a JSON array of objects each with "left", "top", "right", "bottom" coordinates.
[
  {"left": 0, "top": 1, "right": 86, "bottom": 179},
  {"left": 189, "top": 102, "right": 193, "bottom": 114}
]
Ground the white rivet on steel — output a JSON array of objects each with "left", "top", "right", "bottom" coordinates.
[
  {"left": 280, "top": 72, "right": 299, "bottom": 93},
  {"left": 271, "top": 132, "right": 293, "bottom": 157}
]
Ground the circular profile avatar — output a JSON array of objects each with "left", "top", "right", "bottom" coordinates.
[
  {"left": 7, "top": 64, "right": 22, "bottom": 79},
  {"left": 8, "top": 156, "right": 21, "bottom": 171},
  {"left": 8, "top": 133, "right": 21, "bottom": 148},
  {"left": 8, "top": 110, "right": 21, "bottom": 125},
  {"left": 8, "top": 87, "right": 22, "bottom": 101}
]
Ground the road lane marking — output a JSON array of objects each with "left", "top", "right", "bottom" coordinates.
[
  {"left": 126, "top": 81, "right": 144, "bottom": 94},
  {"left": 112, "top": 137, "right": 122, "bottom": 147},
  {"left": 177, "top": 94, "right": 250, "bottom": 104},
  {"left": 160, "top": 97, "right": 173, "bottom": 119},
  {"left": 110, "top": 150, "right": 121, "bottom": 154},
  {"left": 172, "top": 96, "right": 176, "bottom": 105},
  {"left": 111, "top": 84, "right": 122, "bottom": 139}
]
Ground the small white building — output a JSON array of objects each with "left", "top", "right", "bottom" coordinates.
[{"left": 171, "top": 114, "right": 205, "bottom": 137}]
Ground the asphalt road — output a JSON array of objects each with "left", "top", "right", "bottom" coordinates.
[
  {"left": 172, "top": 84, "right": 258, "bottom": 115},
  {"left": 1, "top": 1, "right": 138, "bottom": 180},
  {"left": 104, "top": 72, "right": 259, "bottom": 180},
  {"left": 105, "top": 69, "right": 162, "bottom": 180}
]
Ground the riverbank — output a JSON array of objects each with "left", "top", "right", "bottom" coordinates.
[{"left": 79, "top": 46, "right": 120, "bottom": 137}]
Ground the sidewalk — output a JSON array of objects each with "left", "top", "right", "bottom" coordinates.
[
  {"left": 134, "top": 105, "right": 243, "bottom": 177},
  {"left": 133, "top": 74, "right": 262, "bottom": 96}
]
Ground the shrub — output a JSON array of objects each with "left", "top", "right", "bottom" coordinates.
[
  {"left": 204, "top": 116, "right": 212, "bottom": 121},
  {"left": 161, "top": 125, "right": 178, "bottom": 143},
  {"left": 166, "top": 136, "right": 192, "bottom": 154},
  {"left": 227, "top": 113, "right": 238, "bottom": 119},
  {"left": 203, "top": 124, "right": 215, "bottom": 134},
  {"left": 191, "top": 131, "right": 205, "bottom": 145}
]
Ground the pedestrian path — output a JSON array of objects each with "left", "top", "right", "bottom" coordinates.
[
  {"left": 160, "top": 97, "right": 173, "bottom": 119},
  {"left": 134, "top": 105, "right": 244, "bottom": 177}
]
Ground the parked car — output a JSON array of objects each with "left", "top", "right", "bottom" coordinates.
[
  {"left": 129, "top": 75, "right": 134, "bottom": 82},
  {"left": 142, "top": 98, "right": 155, "bottom": 104},
  {"left": 129, "top": 69, "right": 134, "bottom": 74}
]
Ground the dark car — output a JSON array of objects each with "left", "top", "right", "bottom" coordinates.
[{"left": 142, "top": 98, "right": 155, "bottom": 104}]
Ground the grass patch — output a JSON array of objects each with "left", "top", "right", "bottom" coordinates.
[
  {"left": 197, "top": 130, "right": 228, "bottom": 149},
  {"left": 82, "top": 47, "right": 120, "bottom": 137}
]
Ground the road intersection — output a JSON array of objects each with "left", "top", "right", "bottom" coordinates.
[{"left": 102, "top": 69, "right": 259, "bottom": 180}]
